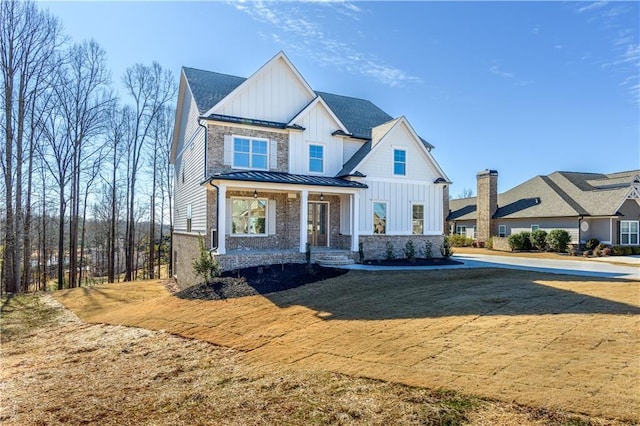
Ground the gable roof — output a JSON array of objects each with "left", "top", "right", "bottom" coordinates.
[
  {"left": 180, "top": 61, "right": 435, "bottom": 148},
  {"left": 448, "top": 169, "right": 640, "bottom": 221}
]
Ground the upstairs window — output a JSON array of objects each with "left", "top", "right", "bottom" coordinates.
[
  {"left": 233, "top": 137, "right": 268, "bottom": 170},
  {"left": 309, "top": 144, "right": 324, "bottom": 173},
  {"left": 393, "top": 149, "right": 406, "bottom": 176}
]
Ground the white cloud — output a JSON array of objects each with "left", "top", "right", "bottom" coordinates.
[
  {"left": 228, "top": 0, "right": 421, "bottom": 87},
  {"left": 554, "top": 44, "right": 563, "bottom": 49},
  {"left": 577, "top": 1, "right": 608, "bottom": 14},
  {"left": 489, "top": 64, "right": 513, "bottom": 78}
]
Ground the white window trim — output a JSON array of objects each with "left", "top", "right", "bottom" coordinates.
[
  {"left": 498, "top": 225, "right": 507, "bottom": 237},
  {"left": 373, "top": 201, "right": 388, "bottom": 235},
  {"left": 620, "top": 220, "right": 639, "bottom": 246},
  {"left": 393, "top": 148, "right": 407, "bottom": 177},
  {"left": 456, "top": 225, "right": 466, "bottom": 235},
  {"left": 308, "top": 143, "right": 325, "bottom": 174},
  {"left": 411, "top": 203, "right": 425, "bottom": 235},
  {"left": 531, "top": 224, "right": 540, "bottom": 231},
  {"left": 230, "top": 197, "right": 269, "bottom": 237},
  {"left": 232, "top": 135, "right": 269, "bottom": 170}
]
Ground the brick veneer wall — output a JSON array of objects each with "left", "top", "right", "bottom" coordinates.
[
  {"left": 359, "top": 235, "right": 445, "bottom": 260},
  {"left": 216, "top": 251, "right": 359, "bottom": 272},
  {"left": 206, "top": 124, "right": 289, "bottom": 176},
  {"left": 476, "top": 170, "right": 498, "bottom": 243}
]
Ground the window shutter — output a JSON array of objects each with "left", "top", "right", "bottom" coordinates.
[
  {"left": 268, "top": 200, "right": 276, "bottom": 235},
  {"left": 226, "top": 200, "right": 232, "bottom": 235},
  {"left": 269, "top": 140, "right": 278, "bottom": 170},
  {"left": 223, "top": 135, "right": 233, "bottom": 166}
]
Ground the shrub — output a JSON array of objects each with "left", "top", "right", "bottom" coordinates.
[
  {"left": 385, "top": 241, "right": 395, "bottom": 260},
  {"left": 633, "top": 246, "right": 640, "bottom": 255},
  {"left": 593, "top": 248, "right": 601, "bottom": 257},
  {"left": 529, "top": 230, "right": 548, "bottom": 251},
  {"left": 582, "top": 249, "right": 592, "bottom": 257},
  {"left": 486, "top": 237, "right": 493, "bottom": 250},
  {"left": 585, "top": 238, "right": 600, "bottom": 251},
  {"left": 440, "top": 238, "right": 453, "bottom": 258},
  {"left": 403, "top": 240, "right": 416, "bottom": 261},
  {"left": 596, "top": 242, "right": 607, "bottom": 251},
  {"left": 358, "top": 242, "right": 365, "bottom": 264},
  {"left": 508, "top": 231, "right": 532, "bottom": 251},
  {"left": 567, "top": 245, "right": 578, "bottom": 256},
  {"left": 611, "top": 246, "right": 624, "bottom": 256},
  {"left": 305, "top": 242, "right": 311, "bottom": 264},
  {"left": 602, "top": 247, "right": 611, "bottom": 256},
  {"left": 546, "top": 229, "right": 571, "bottom": 252},
  {"left": 424, "top": 240, "right": 433, "bottom": 260},
  {"left": 623, "top": 246, "right": 633, "bottom": 255},
  {"left": 447, "top": 234, "right": 474, "bottom": 247},
  {"left": 192, "top": 234, "right": 221, "bottom": 283}
]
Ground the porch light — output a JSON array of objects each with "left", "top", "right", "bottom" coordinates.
[
  {"left": 320, "top": 193, "right": 324, "bottom": 201},
  {"left": 253, "top": 190, "right": 258, "bottom": 199}
]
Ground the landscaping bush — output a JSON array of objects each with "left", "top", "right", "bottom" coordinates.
[
  {"left": 567, "top": 245, "right": 578, "bottom": 256},
  {"left": 508, "top": 231, "right": 532, "bottom": 251},
  {"left": 385, "top": 241, "right": 395, "bottom": 260},
  {"left": 597, "top": 242, "right": 608, "bottom": 251},
  {"left": 529, "top": 230, "right": 548, "bottom": 251},
  {"left": 447, "top": 234, "right": 474, "bottom": 247},
  {"left": 582, "top": 249, "right": 592, "bottom": 257},
  {"left": 403, "top": 240, "right": 416, "bottom": 261},
  {"left": 546, "top": 229, "right": 571, "bottom": 252},
  {"left": 611, "top": 246, "right": 624, "bottom": 256},
  {"left": 623, "top": 246, "right": 633, "bottom": 255},
  {"left": 424, "top": 240, "right": 433, "bottom": 260},
  {"left": 440, "top": 238, "right": 453, "bottom": 258},
  {"left": 192, "top": 234, "right": 221, "bottom": 283},
  {"left": 585, "top": 238, "right": 600, "bottom": 251},
  {"left": 602, "top": 247, "right": 611, "bottom": 256},
  {"left": 633, "top": 246, "right": 640, "bottom": 255},
  {"left": 486, "top": 237, "right": 493, "bottom": 250}
]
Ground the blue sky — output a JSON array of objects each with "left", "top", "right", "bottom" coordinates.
[{"left": 43, "top": 1, "right": 639, "bottom": 196}]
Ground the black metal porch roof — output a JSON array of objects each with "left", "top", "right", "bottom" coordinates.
[{"left": 204, "top": 171, "right": 368, "bottom": 189}]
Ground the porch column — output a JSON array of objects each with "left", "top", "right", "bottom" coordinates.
[
  {"left": 217, "top": 184, "right": 226, "bottom": 254},
  {"left": 299, "top": 189, "right": 308, "bottom": 253},
  {"left": 351, "top": 192, "right": 360, "bottom": 252}
]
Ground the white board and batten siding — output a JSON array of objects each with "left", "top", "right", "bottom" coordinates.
[
  {"left": 289, "top": 101, "right": 344, "bottom": 176},
  {"left": 357, "top": 120, "right": 444, "bottom": 236},
  {"left": 174, "top": 90, "right": 207, "bottom": 234},
  {"left": 213, "top": 57, "right": 314, "bottom": 124}
]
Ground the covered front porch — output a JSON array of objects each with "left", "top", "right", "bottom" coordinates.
[{"left": 204, "top": 171, "right": 367, "bottom": 260}]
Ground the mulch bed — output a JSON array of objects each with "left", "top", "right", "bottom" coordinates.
[{"left": 176, "top": 258, "right": 463, "bottom": 301}]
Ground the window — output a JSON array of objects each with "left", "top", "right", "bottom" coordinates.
[
  {"left": 498, "top": 225, "right": 507, "bottom": 237},
  {"left": 309, "top": 144, "right": 324, "bottom": 173},
  {"left": 233, "top": 137, "right": 268, "bottom": 169},
  {"left": 412, "top": 204, "right": 424, "bottom": 235},
  {"left": 456, "top": 225, "right": 466, "bottom": 235},
  {"left": 393, "top": 149, "right": 406, "bottom": 176},
  {"left": 373, "top": 202, "right": 387, "bottom": 234},
  {"left": 186, "top": 204, "right": 192, "bottom": 233},
  {"left": 181, "top": 168, "right": 185, "bottom": 184},
  {"left": 620, "top": 220, "right": 639, "bottom": 245},
  {"left": 531, "top": 224, "right": 540, "bottom": 232},
  {"left": 232, "top": 198, "right": 267, "bottom": 235},
  {"left": 473, "top": 226, "right": 477, "bottom": 239}
]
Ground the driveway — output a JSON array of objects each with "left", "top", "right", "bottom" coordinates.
[{"left": 55, "top": 269, "right": 640, "bottom": 422}]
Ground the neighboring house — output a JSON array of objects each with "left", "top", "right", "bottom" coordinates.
[
  {"left": 170, "top": 52, "right": 450, "bottom": 285},
  {"left": 448, "top": 169, "right": 640, "bottom": 246}
]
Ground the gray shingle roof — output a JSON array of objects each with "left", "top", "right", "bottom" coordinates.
[
  {"left": 182, "top": 67, "right": 245, "bottom": 114},
  {"left": 448, "top": 170, "right": 640, "bottom": 221},
  {"left": 206, "top": 171, "right": 368, "bottom": 189}
]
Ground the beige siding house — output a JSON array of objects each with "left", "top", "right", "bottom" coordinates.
[
  {"left": 170, "top": 52, "right": 450, "bottom": 286},
  {"left": 448, "top": 169, "right": 640, "bottom": 246}
]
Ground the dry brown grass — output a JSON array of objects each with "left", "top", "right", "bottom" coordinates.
[
  {"left": 49, "top": 268, "right": 640, "bottom": 423},
  {"left": 2, "top": 293, "right": 615, "bottom": 425}
]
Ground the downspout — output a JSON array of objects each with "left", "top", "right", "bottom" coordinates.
[
  {"left": 197, "top": 118, "right": 218, "bottom": 250},
  {"left": 578, "top": 216, "right": 583, "bottom": 247}
]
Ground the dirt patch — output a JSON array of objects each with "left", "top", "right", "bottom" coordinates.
[
  {"left": 176, "top": 263, "right": 348, "bottom": 300},
  {"left": 52, "top": 269, "right": 640, "bottom": 422}
]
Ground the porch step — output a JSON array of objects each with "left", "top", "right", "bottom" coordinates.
[{"left": 316, "top": 254, "right": 354, "bottom": 266}]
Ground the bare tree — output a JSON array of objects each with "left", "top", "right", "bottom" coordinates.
[
  {"left": 1, "top": 0, "right": 62, "bottom": 292},
  {"left": 121, "top": 63, "right": 175, "bottom": 282}
]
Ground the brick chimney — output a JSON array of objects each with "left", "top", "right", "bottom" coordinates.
[
  {"left": 476, "top": 170, "right": 498, "bottom": 242},
  {"left": 442, "top": 184, "right": 450, "bottom": 235}
]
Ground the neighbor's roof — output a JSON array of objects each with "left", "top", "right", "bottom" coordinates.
[
  {"left": 181, "top": 66, "right": 433, "bottom": 146},
  {"left": 204, "top": 171, "right": 368, "bottom": 189},
  {"left": 448, "top": 170, "right": 640, "bottom": 221}
]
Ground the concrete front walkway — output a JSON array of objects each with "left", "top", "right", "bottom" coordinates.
[{"left": 341, "top": 254, "right": 639, "bottom": 280}]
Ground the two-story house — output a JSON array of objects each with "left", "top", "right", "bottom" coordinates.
[{"left": 171, "top": 52, "right": 450, "bottom": 286}]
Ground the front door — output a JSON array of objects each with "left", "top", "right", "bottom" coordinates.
[{"left": 308, "top": 202, "right": 328, "bottom": 247}]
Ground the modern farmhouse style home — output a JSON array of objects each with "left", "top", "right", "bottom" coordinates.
[
  {"left": 171, "top": 52, "right": 450, "bottom": 285},
  {"left": 448, "top": 169, "right": 640, "bottom": 246}
]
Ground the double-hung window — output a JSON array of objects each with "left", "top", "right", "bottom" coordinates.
[
  {"left": 393, "top": 149, "right": 406, "bottom": 176},
  {"left": 620, "top": 220, "right": 639, "bottom": 245},
  {"left": 309, "top": 144, "right": 324, "bottom": 173},
  {"left": 498, "top": 225, "right": 507, "bottom": 237},
  {"left": 232, "top": 198, "right": 267, "bottom": 235},
  {"left": 456, "top": 225, "right": 466, "bottom": 236},
  {"left": 412, "top": 204, "right": 424, "bottom": 234},
  {"left": 233, "top": 137, "right": 268, "bottom": 169},
  {"left": 373, "top": 202, "right": 387, "bottom": 234}
]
